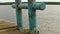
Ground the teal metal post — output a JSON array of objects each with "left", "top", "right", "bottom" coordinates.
[
  {"left": 12, "top": 0, "right": 45, "bottom": 33},
  {"left": 15, "top": 0, "right": 23, "bottom": 29},
  {"left": 28, "top": 0, "right": 36, "bottom": 31}
]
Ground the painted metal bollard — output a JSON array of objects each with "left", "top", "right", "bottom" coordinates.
[{"left": 12, "top": 0, "right": 46, "bottom": 34}]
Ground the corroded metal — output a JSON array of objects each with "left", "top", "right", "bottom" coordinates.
[
  {"left": 12, "top": 3, "right": 45, "bottom": 10},
  {"left": 12, "top": 0, "right": 45, "bottom": 34},
  {"left": 28, "top": 0, "right": 36, "bottom": 31},
  {"left": 15, "top": 0, "right": 23, "bottom": 29}
]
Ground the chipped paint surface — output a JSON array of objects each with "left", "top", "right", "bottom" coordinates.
[
  {"left": 14, "top": 0, "right": 45, "bottom": 32},
  {"left": 12, "top": 3, "right": 45, "bottom": 10}
]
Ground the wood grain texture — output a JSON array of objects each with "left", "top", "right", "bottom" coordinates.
[
  {"left": 0, "top": 20, "right": 17, "bottom": 29},
  {"left": 0, "top": 20, "right": 17, "bottom": 34},
  {"left": 0, "top": 20, "right": 38, "bottom": 34}
]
